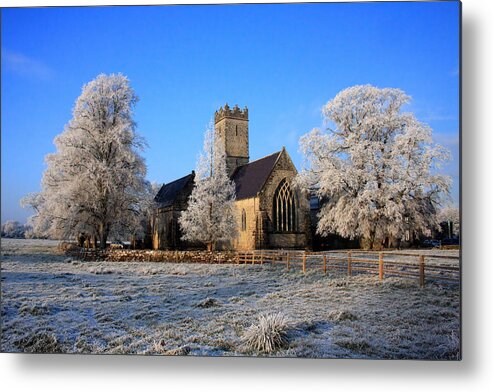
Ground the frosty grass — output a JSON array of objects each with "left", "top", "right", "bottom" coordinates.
[{"left": 1, "top": 239, "right": 459, "bottom": 358}]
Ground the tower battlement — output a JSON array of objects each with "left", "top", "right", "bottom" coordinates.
[
  {"left": 214, "top": 103, "right": 248, "bottom": 123},
  {"left": 214, "top": 103, "right": 249, "bottom": 177}
]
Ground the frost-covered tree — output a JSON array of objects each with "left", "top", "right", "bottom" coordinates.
[
  {"left": 1, "top": 221, "right": 26, "bottom": 238},
  {"left": 297, "top": 85, "right": 451, "bottom": 249},
  {"left": 179, "top": 122, "right": 238, "bottom": 251},
  {"left": 438, "top": 206, "right": 460, "bottom": 237},
  {"left": 22, "top": 74, "right": 148, "bottom": 248},
  {"left": 136, "top": 180, "right": 162, "bottom": 248}
]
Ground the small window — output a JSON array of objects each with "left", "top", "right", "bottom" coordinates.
[{"left": 241, "top": 209, "right": 247, "bottom": 231}]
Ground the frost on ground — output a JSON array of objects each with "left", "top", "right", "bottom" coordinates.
[{"left": 1, "top": 239, "right": 460, "bottom": 359}]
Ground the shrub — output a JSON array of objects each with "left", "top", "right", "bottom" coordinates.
[{"left": 243, "top": 312, "right": 291, "bottom": 354}]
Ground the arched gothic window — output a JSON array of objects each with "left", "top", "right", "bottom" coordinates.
[
  {"left": 241, "top": 209, "right": 247, "bottom": 231},
  {"left": 273, "top": 179, "right": 297, "bottom": 232}
]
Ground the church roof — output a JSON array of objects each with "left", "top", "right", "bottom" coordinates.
[
  {"left": 154, "top": 172, "right": 195, "bottom": 208},
  {"left": 231, "top": 150, "right": 282, "bottom": 200}
]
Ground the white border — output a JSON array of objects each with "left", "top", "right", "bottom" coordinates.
[{"left": 2, "top": 1, "right": 493, "bottom": 392}]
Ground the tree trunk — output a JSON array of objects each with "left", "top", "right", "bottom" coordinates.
[
  {"left": 77, "top": 233, "right": 85, "bottom": 247},
  {"left": 99, "top": 223, "right": 108, "bottom": 249},
  {"left": 100, "top": 233, "right": 108, "bottom": 249},
  {"left": 207, "top": 242, "right": 216, "bottom": 252}
]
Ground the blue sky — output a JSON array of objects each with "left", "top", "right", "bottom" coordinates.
[{"left": 1, "top": 1, "right": 460, "bottom": 224}]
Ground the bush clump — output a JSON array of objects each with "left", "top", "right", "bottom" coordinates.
[{"left": 243, "top": 312, "right": 291, "bottom": 354}]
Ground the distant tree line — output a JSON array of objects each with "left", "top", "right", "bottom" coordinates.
[{"left": 0, "top": 220, "right": 46, "bottom": 239}]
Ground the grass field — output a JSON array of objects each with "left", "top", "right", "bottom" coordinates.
[{"left": 1, "top": 238, "right": 460, "bottom": 359}]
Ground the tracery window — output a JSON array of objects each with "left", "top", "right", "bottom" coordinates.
[
  {"left": 273, "top": 179, "right": 297, "bottom": 232},
  {"left": 241, "top": 209, "right": 247, "bottom": 231}
]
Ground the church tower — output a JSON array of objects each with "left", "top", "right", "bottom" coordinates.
[{"left": 214, "top": 103, "right": 249, "bottom": 177}]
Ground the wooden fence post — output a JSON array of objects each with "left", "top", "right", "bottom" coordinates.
[
  {"left": 260, "top": 250, "right": 264, "bottom": 265},
  {"left": 302, "top": 252, "right": 306, "bottom": 273},
  {"left": 323, "top": 254, "right": 327, "bottom": 275},
  {"left": 419, "top": 255, "right": 425, "bottom": 288},
  {"left": 252, "top": 251, "right": 255, "bottom": 265},
  {"left": 286, "top": 253, "right": 290, "bottom": 271},
  {"left": 379, "top": 252, "right": 384, "bottom": 281},
  {"left": 347, "top": 251, "right": 352, "bottom": 277},
  {"left": 236, "top": 252, "right": 240, "bottom": 265}
]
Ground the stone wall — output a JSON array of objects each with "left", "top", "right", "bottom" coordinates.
[
  {"left": 269, "top": 233, "right": 307, "bottom": 249},
  {"left": 234, "top": 197, "right": 259, "bottom": 250},
  {"left": 90, "top": 249, "right": 238, "bottom": 263}
]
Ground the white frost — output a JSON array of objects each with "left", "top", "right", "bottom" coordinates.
[
  {"left": 296, "top": 85, "right": 451, "bottom": 249},
  {"left": 21, "top": 74, "right": 148, "bottom": 247},
  {"left": 179, "top": 121, "right": 238, "bottom": 250}
]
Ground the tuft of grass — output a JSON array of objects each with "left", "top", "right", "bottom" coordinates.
[
  {"left": 229, "top": 296, "right": 244, "bottom": 304},
  {"left": 170, "top": 267, "right": 187, "bottom": 276},
  {"left": 141, "top": 267, "right": 159, "bottom": 275},
  {"left": 74, "top": 336, "right": 96, "bottom": 354},
  {"left": 335, "top": 338, "right": 374, "bottom": 354},
  {"left": 328, "top": 310, "right": 358, "bottom": 322},
  {"left": 443, "top": 331, "right": 461, "bottom": 360},
  {"left": 213, "top": 338, "right": 235, "bottom": 352},
  {"left": 165, "top": 345, "right": 191, "bottom": 356},
  {"left": 19, "top": 302, "right": 51, "bottom": 316},
  {"left": 88, "top": 266, "right": 114, "bottom": 275},
  {"left": 150, "top": 339, "right": 167, "bottom": 354},
  {"left": 243, "top": 312, "right": 291, "bottom": 354},
  {"left": 14, "top": 332, "right": 64, "bottom": 353},
  {"left": 197, "top": 297, "right": 220, "bottom": 308}
]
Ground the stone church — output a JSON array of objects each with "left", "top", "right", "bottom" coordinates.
[{"left": 152, "top": 104, "right": 311, "bottom": 251}]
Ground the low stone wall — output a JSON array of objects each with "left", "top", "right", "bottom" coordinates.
[{"left": 73, "top": 249, "right": 238, "bottom": 263}]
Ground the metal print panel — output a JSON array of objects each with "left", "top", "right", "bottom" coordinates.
[{"left": 1, "top": 1, "right": 461, "bottom": 359}]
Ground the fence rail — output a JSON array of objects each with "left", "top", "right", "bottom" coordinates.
[{"left": 236, "top": 249, "right": 460, "bottom": 287}]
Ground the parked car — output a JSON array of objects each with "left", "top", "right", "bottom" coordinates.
[
  {"left": 421, "top": 239, "right": 441, "bottom": 248},
  {"left": 441, "top": 237, "right": 460, "bottom": 246}
]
